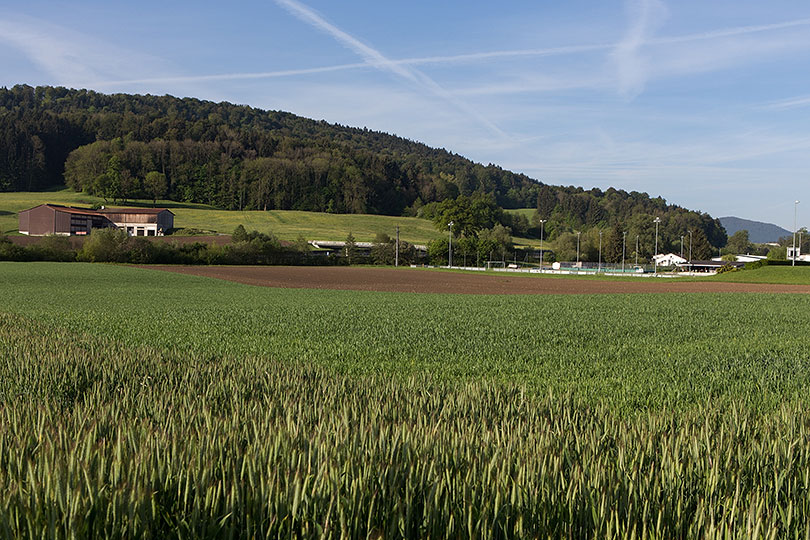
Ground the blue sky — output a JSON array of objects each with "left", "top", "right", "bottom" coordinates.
[{"left": 1, "top": 0, "right": 809, "bottom": 229}]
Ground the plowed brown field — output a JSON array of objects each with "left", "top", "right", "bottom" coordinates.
[{"left": 141, "top": 265, "right": 810, "bottom": 295}]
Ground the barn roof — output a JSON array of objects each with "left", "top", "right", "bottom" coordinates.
[
  {"left": 20, "top": 204, "right": 173, "bottom": 216},
  {"left": 98, "top": 207, "right": 174, "bottom": 215},
  {"left": 22, "top": 204, "right": 102, "bottom": 216}
]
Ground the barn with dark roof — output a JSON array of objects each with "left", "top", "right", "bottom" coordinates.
[{"left": 18, "top": 204, "right": 174, "bottom": 236}]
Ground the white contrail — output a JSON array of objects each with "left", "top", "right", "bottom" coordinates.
[
  {"left": 391, "top": 43, "right": 613, "bottom": 66},
  {"left": 760, "top": 95, "right": 810, "bottom": 111},
  {"left": 274, "top": 0, "right": 417, "bottom": 81},
  {"left": 650, "top": 17, "right": 810, "bottom": 45},
  {"left": 89, "top": 14, "right": 810, "bottom": 91},
  {"left": 272, "top": 0, "right": 507, "bottom": 138},
  {"left": 92, "top": 63, "right": 368, "bottom": 87}
]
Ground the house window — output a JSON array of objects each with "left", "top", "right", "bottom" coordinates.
[{"left": 146, "top": 229, "right": 155, "bottom": 236}]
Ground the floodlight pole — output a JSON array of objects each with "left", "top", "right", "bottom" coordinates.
[
  {"left": 635, "top": 235, "right": 639, "bottom": 267},
  {"left": 539, "top": 219, "right": 547, "bottom": 271},
  {"left": 576, "top": 231, "right": 581, "bottom": 266},
  {"left": 688, "top": 230, "right": 693, "bottom": 263},
  {"left": 622, "top": 231, "right": 627, "bottom": 273},
  {"left": 680, "top": 235, "right": 684, "bottom": 258},
  {"left": 793, "top": 201, "right": 800, "bottom": 267},
  {"left": 653, "top": 217, "right": 661, "bottom": 275},
  {"left": 395, "top": 226, "right": 400, "bottom": 267},
  {"left": 448, "top": 221, "right": 454, "bottom": 268},
  {"left": 598, "top": 230, "right": 602, "bottom": 273}
]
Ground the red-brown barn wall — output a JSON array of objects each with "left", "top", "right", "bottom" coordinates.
[
  {"left": 20, "top": 206, "right": 58, "bottom": 235},
  {"left": 18, "top": 211, "right": 29, "bottom": 234},
  {"left": 54, "top": 210, "right": 71, "bottom": 234}
]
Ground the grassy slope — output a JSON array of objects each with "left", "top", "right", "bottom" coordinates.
[
  {"left": 0, "top": 190, "right": 540, "bottom": 245},
  {"left": 0, "top": 190, "right": 439, "bottom": 243},
  {"left": 708, "top": 265, "right": 810, "bottom": 285}
]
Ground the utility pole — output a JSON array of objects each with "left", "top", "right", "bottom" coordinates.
[
  {"left": 653, "top": 217, "right": 661, "bottom": 275},
  {"left": 794, "top": 201, "right": 800, "bottom": 267},
  {"left": 598, "top": 230, "right": 602, "bottom": 273},
  {"left": 680, "top": 235, "right": 684, "bottom": 258},
  {"left": 635, "top": 235, "right": 639, "bottom": 267},
  {"left": 448, "top": 221, "right": 454, "bottom": 268},
  {"left": 395, "top": 225, "right": 399, "bottom": 267},
  {"left": 576, "top": 231, "right": 581, "bottom": 266},
  {"left": 688, "top": 230, "right": 692, "bottom": 263},
  {"left": 622, "top": 231, "right": 627, "bottom": 273},
  {"left": 539, "top": 219, "right": 547, "bottom": 271}
]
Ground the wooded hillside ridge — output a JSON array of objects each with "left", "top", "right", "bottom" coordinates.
[{"left": 0, "top": 84, "right": 725, "bottom": 248}]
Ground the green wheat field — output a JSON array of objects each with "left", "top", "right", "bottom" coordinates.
[{"left": 2, "top": 262, "right": 810, "bottom": 538}]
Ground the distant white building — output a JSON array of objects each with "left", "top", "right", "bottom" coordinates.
[
  {"left": 711, "top": 254, "right": 767, "bottom": 263},
  {"left": 786, "top": 246, "right": 810, "bottom": 262},
  {"left": 653, "top": 253, "right": 687, "bottom": 267}
]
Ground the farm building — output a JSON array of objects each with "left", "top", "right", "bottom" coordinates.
[
  {"left": 18, "top": 204, "right": 174, "bottom": 236},
  {"left": 97, "top": 208, "right": 174, "bottom": 237}
]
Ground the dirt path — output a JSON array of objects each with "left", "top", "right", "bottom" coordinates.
[{"left": 139, "top": 265, "right": 810, "bottom": 295}]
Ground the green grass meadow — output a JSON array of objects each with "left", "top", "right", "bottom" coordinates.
[
  {"left": 2, "top": 262, "right": 810, "bottom": 537},
  {"left": 0, "top": 190, "right": 545, "bottom": 246},
  {"left": 0, "top": 190, "right": 441, "bottom": 244},
  {"left": 709, "top": 264, "right": 810, "bottom": 285}
]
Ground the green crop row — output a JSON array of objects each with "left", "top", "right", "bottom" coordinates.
[
  {"left": 2, "top": 312, "right": 810, "bottom": 538},
  {"left": 2, "top": 262, "right": 810, "bottom": 537},
  {"left": 2, "top": 263, "right": 810, "bottom": 411}
]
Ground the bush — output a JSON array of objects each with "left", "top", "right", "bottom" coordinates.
[
  {"left": 0, "top": 236, "right": 26, "bottom": 261},
  {"left": 28, "top": 235, "right": 76, "bottom": 262},
  {"left": 77, "top": 228, "right": 130, "bottom": 263}
]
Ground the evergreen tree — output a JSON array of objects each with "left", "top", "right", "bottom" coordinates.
[
  {"left": 691, "top": 229, "right": 714, "bottom": 260},
  {"left": 344, "top": 232, "right": 357, "bottom": 264},
  {"left": 603, "top": 223, "right": 624, "bottom": 264}
]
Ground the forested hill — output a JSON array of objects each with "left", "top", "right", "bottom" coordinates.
[
  {"left": 0, "top": 85, "right": 540, "bottom": 213},
  {"left": 0, "top": 84, "right": 726, "bottom": 247}
]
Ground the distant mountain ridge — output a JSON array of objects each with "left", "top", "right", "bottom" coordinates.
[{"left": 719, "top": 216, "right": 791, "bottom": 243}]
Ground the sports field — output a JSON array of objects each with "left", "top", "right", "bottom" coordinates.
[
  {"left": 2, "top": 262, "right": 810, "bottom": 537},
  {"left": 146, "top": 264, "right": 810, "bottom": 294}
]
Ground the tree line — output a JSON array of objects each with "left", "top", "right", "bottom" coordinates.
[{"left": 1, "top": 85, "right": 725, "bottom": 248}]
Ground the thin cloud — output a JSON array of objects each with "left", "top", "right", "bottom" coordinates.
[
  {"left": 611, "top": 0, "right": 668, "bottom": 97},
  {"left": 272, "top": 0, "right": 507, "bottom": 138},
  {"left": 760, "top": 95, "right": 810, "bottom": 111},
  {"left": 0, "top": 15, "right": 170, "bottom": 88}
]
